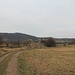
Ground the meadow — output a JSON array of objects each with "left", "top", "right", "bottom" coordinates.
[{"left": 18, "top": 46, "right": 75, "bottom": 75}]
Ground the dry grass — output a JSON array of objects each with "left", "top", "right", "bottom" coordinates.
[
  {"left": 27, "top": 42, "right": 45, "bottom": 49},
  {"left": 19, "top": 46, "right": 75, "bottom": 75},
  {"left": 0, "top": 47, "right": 25, "bottom": 56}
]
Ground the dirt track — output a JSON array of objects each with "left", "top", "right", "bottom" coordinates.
[
  {"left": 4, "top": 51, "right": 23, "bottom": 75},
  {"left": 0, "top": 53, "right": 11, "bottom": 63}
]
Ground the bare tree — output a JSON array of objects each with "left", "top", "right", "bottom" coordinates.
[{"left": 0, "top": 36, "right": 3, "bottom": 45}]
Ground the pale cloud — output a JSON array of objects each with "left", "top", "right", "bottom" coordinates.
[{"left": 0, "top": 0, "right": 75, "bottom": 37}]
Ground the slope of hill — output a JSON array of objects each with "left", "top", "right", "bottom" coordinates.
[{"left": 0, "top": 33, "right": 38, "bottom": 42}]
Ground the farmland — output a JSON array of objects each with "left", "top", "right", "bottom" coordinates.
[
  {"left": 18, "top": 46, "right": 75, "bottom": 75},
  {"left": 0, "top": 45, "right": 75, "bottom": 75}
]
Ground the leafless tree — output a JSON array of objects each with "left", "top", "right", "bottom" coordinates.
[{"left": 0, "top": 36, "right": 3, "bottom": 45}]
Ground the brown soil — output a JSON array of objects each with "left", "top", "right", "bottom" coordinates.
[
  {"left": 0, "top": 53, "right": 11, "bottom": 63},
  {"left": 4, "top": 51, "right": 23, "bottom": 75}
]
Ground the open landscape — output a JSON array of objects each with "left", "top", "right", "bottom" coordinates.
[
  {"left": 0, "top": 40, "right": 75, "bottom": 75},
  {"left": 18, "top": 46, "right": 75, "bottom": 75},
  {"left": 0, "top": 0, "right": 75, "bottom": 75},
  {"left": 0, "top": 33, "right": 75, "bottom": 75}
]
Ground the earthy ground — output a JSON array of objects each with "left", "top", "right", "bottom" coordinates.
[
  {"left": 0, "top": 47, "right": 24, "bottom": 75},
  {"left": 4, "top": 51, "right": 23, "bottom": 75},
  {"left": 0, "top": 46, "right": 75, "bottom": 75},
  {"left": 18, "top": 46, "right": 75, "bottom": 75},
  {"left": 0, "top": 52, "right": 11, "bottom": 63}
]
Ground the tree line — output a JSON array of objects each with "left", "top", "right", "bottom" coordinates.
[{"left": 0, "top": 36, "right": 31, "bottom": 48}]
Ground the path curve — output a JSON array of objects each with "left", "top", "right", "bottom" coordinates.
[
  {"left": 4, "top": 51, "right": 23, "bottom": 75},
  {"left": 0, "top": 53, "right": 11, "bottom": 63}
]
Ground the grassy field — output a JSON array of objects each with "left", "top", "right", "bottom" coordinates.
[{"left": 18, "top": 46, "right": 75, "bottom": 75}]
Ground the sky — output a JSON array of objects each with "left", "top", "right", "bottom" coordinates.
[{"left": 0, "top": 0, "right": 75, "bottom": 38}]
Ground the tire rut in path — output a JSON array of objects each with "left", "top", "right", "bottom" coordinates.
[
  {"left": 0, "top": 53, "right": 11, "bottom": 63},
  {"left": 4, "top": 51, "right": 23, "bottom": 75}
]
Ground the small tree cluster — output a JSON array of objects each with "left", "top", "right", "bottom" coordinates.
[
  {"left": 23, "top": 40, "right": 31, "bottom": 46},
  {"left": 41, "top": 38, "right": 56, "bottom": 47},
  {"left": 0, "top": 36, "right": 3, "bottom": 45},
  {"left": 10, "top": 41, "right": 21, "bottom": 47}
]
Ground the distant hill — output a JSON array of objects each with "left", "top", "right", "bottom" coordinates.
[{"left": 0, "top": 33, "right": 38, "bottom": 42}]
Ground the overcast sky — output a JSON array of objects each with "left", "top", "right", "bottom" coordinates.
[{"left": 0, "top": 0, "right": 75, "bottom": 38}]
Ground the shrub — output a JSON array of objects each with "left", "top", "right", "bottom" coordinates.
[
  {"left": 0, "top": 36, "right": 3, "bottom": 45},
  {"left": 41, "top": 38, "right": 56, "bottom": 47}
]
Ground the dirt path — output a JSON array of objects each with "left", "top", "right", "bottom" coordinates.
[
  {"left": 4, "top": 51, "right": 23, "bottom": 75},
  {"left": 0, "top": 53, "right": 11, "bottom": 63}
]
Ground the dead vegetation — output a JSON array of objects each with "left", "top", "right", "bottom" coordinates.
[
  {"left": 0, "top": 47, "right": 25, "bottom": 57},
  {"left": 18, "top": 46, "right": 75, "bottom": 75}
]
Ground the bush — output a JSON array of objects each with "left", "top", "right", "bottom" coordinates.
[
  {"left": 41, "top": 38, "right": 56, "bottom": 47},
  {"left": 0, "top": 36, "right": 3, "bottom": 45}
]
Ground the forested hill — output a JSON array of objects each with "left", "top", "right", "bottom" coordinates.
[{"left": 0, "top": 33, "right": 38, "bottom": 42}]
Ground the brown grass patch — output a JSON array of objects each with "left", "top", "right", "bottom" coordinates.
[
  {"left": 20, "top": 46, "right": 75, "bottom": 75},
  {"left": 0, "top": 47, "right": 25, "bottom": 56}
]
